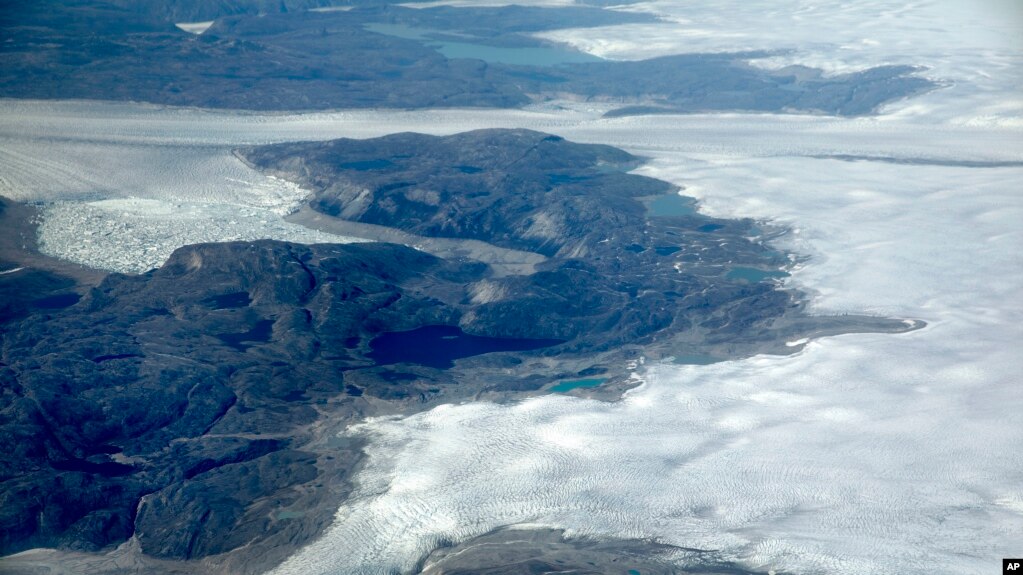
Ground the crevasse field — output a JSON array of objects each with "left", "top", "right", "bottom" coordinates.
[{"left": 1, "top": 1, "right": 1021, "bottom": 573}]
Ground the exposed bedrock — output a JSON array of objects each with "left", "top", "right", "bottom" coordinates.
[
  {"left": 0, "top": 241, "right": 470, "bottom": 561},
  {"left": 0, "top": 130, "right": 920, "bottom": 571},
  {"left": 241, "top": 128, "right": 919, "bottom": 352},
  {"left": 0, "top": 2, "right": 934, "bottom": 115}
]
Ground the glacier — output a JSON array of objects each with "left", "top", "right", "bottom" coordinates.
[{"left": 0, "top": 0, "right": 1020, "bottom": 572}]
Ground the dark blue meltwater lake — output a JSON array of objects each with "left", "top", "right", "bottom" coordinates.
[{"left": 367, "top": 325, "right": 563, "bottom": 369}]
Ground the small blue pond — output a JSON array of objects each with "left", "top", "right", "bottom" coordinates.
[
  {"left": 647, "top": 193, "right": 697, "bottom": 217},
  {"left": 367, "top": 325, "right": 562, "bottom": 369},
  {"left": 550, "top": 378, "right": 606, "bottom": 393}
]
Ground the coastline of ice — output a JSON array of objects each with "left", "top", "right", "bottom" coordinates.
[
  {"left": 1, "top": 98, "right": 1019, "bottom": 276},
  {"left": 0, "top": 1, "right": 1021, "bottom": 571},
  {"left": 261, "top": 2, "right": 1019, "bottom": 574},
  {"left": 267, "top": 135, "right": 1023, "bottom": 574},
  {"left": 8, "top": 96, "right": 1017, "bottom": 277},
  {"left": 37, "top": 197, "right": 365, "bottom": 274},
  {"left": 0, "top": 127, "right": 369, "bottom": 273}
]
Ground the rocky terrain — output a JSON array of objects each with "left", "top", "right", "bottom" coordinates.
[
  {"left": 0, "top": 131, "right": 920, "bottom": 573},
  {"left": 241, "top": 129, "right": 916, "bottom": 355},
  {"left": 0, "top": 1, "right": 934, "bottom": 115},
  {"left": 1, "top": 241, "right": 459, "bottom": 560},
  {"left": 0, "top": 199, "right": 107, "bottom": 325}
]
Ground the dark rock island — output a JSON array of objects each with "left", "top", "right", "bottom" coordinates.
[
  {"left": 240, "top": 129, "right": 916, "bottom": 355},
  {"left": 0, "top": 131, "right": 920, "bottom": 573}
]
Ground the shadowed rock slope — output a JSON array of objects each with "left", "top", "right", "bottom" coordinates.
[{"left": 0, "top": 241, "right": 483, "bottom": 561}]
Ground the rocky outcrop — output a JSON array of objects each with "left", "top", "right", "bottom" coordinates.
[
  {"left": 0, "top": 241, "right": 475, "bottom": 559},
  {"left": 242, "top": 129, "right": 810, "bottom": 350}
]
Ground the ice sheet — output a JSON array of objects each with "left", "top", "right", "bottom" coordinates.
[
  {"left": 0, "top": 2, "right": 1020, "bottom": 571},
  {"left": 259, "top": 2, "right": 1019, "bottom": 574},
  {"left": 268, "top": 133, "right": 1023, "bottom": 575}
]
